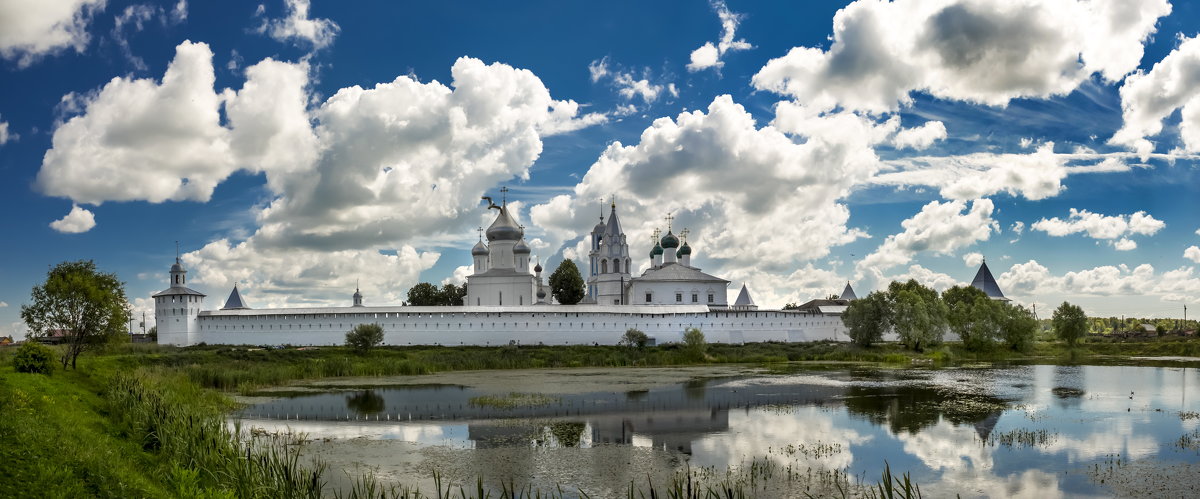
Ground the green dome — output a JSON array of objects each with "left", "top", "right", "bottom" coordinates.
[
  {"left": 676, "top": 242, "right": 691, "bottom": 257},
  {"left": 650, "top": 244, "right": 664, "bottom": 258},
  {"left": 660, "top": 231, "right": 680, "bottom": 249}
]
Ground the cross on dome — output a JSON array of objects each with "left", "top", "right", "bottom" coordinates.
[
  {"left": 665, "top": 213, "right": 674, "bottom": 232},
  {"left": 499, "top": 186, "right": 509, "bottom": 205}
]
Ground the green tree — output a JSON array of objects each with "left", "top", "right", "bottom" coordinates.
[
  {"left": 438, "top": 283, "right": 467, "bottom": 306},
  {"left": 147, "top": 325, "right": 157, "bottom": 342},
  {"left": 682, "top": 327, "right": 706, "bottom": 360},
  {"left": 21, "top": 260, "right": 129, "bottom": 369},
  {"left": 843, "top": 291, "right": 890, "bottom": 346},
  {"left": 406, "top": 282, "right": 441, "bottom": 306},
  {"left": 549, "top": 259, "right": 585, "bottom": 305},
  {"left": 345, "top": 323, "right": 385, "bottom": 354},
  {"left": 999, "top": 303, "right": 1038, "bottom": 352},
  {"left": 1052, "top": 301, "right": 1088, "bottom": 347},
  {"left": 12, "top": 342, "right": 56, "bottom": 374},
  {"left": 620, "top": 328, "right": 650, "bottom": 348},
  {"left": 942, "top": 285, "right": 1000, "bottom": 351},
  {"left": 887, "top": 279, "right": 947, "bottom": 352}
]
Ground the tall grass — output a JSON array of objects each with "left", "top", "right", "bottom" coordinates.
[{"left": 105, "top": 370, "right": 325, "bottom": 498}]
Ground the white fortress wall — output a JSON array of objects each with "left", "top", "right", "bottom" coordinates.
[{"left": 193, "top": 305, "right": 847, "bottom": 346}]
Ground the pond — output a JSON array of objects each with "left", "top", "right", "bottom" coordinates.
[{"left": 235, "top": 363, "right": 1200, "bottom": 497}]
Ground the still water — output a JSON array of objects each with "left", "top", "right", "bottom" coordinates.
[{"left": 237, "top": 364, "right": 1200, "bottom": 497}]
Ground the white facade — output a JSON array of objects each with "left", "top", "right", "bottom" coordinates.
[
  {"left": 152, "top": 258, "right": 205, "bottom": 346},
  {"left": 586, "top": 201, "right": 632, "bottom": 305},
  {"left": 466, "top": 197, "right": 535, "bottom": 306}
]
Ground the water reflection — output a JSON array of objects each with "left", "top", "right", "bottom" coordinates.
[{"left": 239, "top": 364, "right": 1200, "bottom": 497}]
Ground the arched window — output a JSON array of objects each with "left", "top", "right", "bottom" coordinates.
[
  {"left": 601, "top": 259, "right": 608, "bottom": 273},
  {"left": 613, "top": 260, "right": 620, "bottom": 273}
]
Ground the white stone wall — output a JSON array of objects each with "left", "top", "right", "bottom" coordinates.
[
  {"left": 465, "top": 274, "right": 535, "bottom": 306},
  {"left": 155, "top": 294, "right": 203, "bottom": 346},
  {"left": 190, "top": 307, "right": 845, "bottom": 346}
]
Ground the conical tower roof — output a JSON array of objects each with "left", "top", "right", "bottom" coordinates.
[
  {"left": 734, "top": 284, "right": 755, "bottom": 307},
  {"left": 970, "top": 260, "right": 1006, "bottom": 300},
  {"left": 605, "top": 200, "right": 623, "bottom": 236},
  {"left": 222, "top": 284, "right": 250, "bottom": 310},
  {"left": 839, "top": 282, "right": 858, "bottom": 301}
]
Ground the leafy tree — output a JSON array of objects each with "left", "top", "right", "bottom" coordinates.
[
  {"left": 619, "top": 328, "right": 650, "bottom": 348},
  {"left": 439, "top": 283, "right": 467, "bottom": 306},
  {"left": 549, "top": 259, "right": 585, "bottom": 305},
  {"left": 1052, "top": 301, "right": 1087, "bottom": 347},
  {"left": 782, "top": 303, "right": 800, "bottom": 310},
  {"left": 843, "top": 291, "right": 890, "bottom": 346},
  {"left": 942, "top": 285, "right": 1000, "bottom": 351},
  {"left": 887, "top": 279, "right": 947, "bottom": 352},
  {"left": 147, "top": 325, "right": 157, "bottom": 342},
  {"left": 682, "top": 327, "right": 706, "bottom": 360},
  {"left": 999, "top": 303, "right": 1038, "bottom": 352},
  {"left": 345, "top": 323, "right": 385, "bottom": 354},
  {"left": 21, "top": 260, "right": 129, "bottom": 369},
  {"left": 12, "top": 342, "right": 56, "bottom": 374},
  {"left": 406, "top": 282, "right": 441, "bottom": 306}
]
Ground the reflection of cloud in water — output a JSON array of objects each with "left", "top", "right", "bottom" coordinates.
[
  {"left": 897, "top": 420, "right": 1064, "bottom": 498},
  {"left": 1037, "top": 419, "right": 1158, "bottom": 462},
  {"left": 689, "top": 406, "right": 870, "bottom": 470},
  {"left": 237, "top": 419, "right": 471, "bottom": 448},
  {"left": 896, "top": 419, "right": 992, "bottom": 471}
]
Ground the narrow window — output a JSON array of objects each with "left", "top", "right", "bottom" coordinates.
[
  {"left": 646, "top": 293, "right": 652, "bottom": 303},
  {"left": 692, "top": 293, "right": 698, "bottom": 303},
  {"left": 708, "top": 293, "right": 714, "bottom": 303},
  {"left": 675, "top": 293, "right": 682, "bottom": 303}
]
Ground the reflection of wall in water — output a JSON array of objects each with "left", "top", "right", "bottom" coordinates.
[{"left": 589, "top": 408, "right": 730, "bottom": 455}]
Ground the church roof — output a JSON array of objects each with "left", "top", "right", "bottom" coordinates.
[
  {"left": 839, "top": 282, "right": 858, "bottom": 301},
  {"left": 970, "top": 260, "right": 1006, "bottom": 300},
  {"left": 471, "top": 240, "right": 488, "bottom": 256},
  {"left": 513, "top": 238, "right": 531, "bottom": 254},
  {"left": 485, "top": 205, "right": 523, "bottom": 242},
  {"left": 734, "top": 284, "right": 755, "bottom": 306},
  {"left": 605, "top": 202, "right": 623, "bottom": 236},
  {"left": 221, "top": 285, "right": 250, "bottom": 310},
  {"left": 634, "top": 262, "right": 728, "bottom": 283},
  {"left": 152, "top": 285, "right": 206, "bottom": 297}
]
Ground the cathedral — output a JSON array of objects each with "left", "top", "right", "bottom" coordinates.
[{"left": 466, "top": 195, "right": 734, "bottom": 308}]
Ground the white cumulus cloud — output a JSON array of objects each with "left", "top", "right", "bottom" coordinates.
[
  {"left": 752, "top": 0, "right": 1171, "bottom": 113},
  {"left": 0, "top": 0, "right": 105, "bottom": 68},
  {"left": 687, "top": 0, "right": 752, "bottom": 72},
  {"left": 858, "top": 199, "right": 997, "bottom": 276},
  {"left": 255, "top": 0, "right": 339, "bottom": 50},
  {"left": 588, "top": 57, "right": 665, "bottom": 104},
  {"left": 1111, "top": 35, "right": 1200, "bottom": 159},
  {"left": 1185, "top": 246, "right": 1200, "bottom": 264},
  {"left": 963, "top": 252, "right": 983, "bottom": 267},
  {"left": 1031, "top": 209, "right": 1165, "bottom": 248},
  {"left": 49, "top": 204, "right": 96, "bottom": 233}
]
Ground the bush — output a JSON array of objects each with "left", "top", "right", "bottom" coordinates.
[
  {"left": 12, "top": 342, "right": 56, "bottom": 374},
  {"left": 345, "top": 323, "right": 384, "bottom": 354},
  {"left": 682, "top": 327, "right": 706, "bottom": 360},
  {"left": 619, "top": 328, "right": 650, "bottom": 348}
]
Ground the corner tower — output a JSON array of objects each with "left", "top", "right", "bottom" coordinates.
[{"left": 152, "top": 252, "right": 206, "bottom": 346}]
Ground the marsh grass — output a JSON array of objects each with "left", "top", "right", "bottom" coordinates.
[{"left": 468, "top": 392, "right": 560, "bottom": 409}]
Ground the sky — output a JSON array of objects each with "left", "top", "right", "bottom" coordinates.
[{"left": 2, "top": 0, "right": 1199, "bottom": 338}]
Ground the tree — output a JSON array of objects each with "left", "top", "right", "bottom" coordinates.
[
  {"left": 620, "top": 328, "right": 650, "bottom": 348},
  {"left": 439, "top": 283, "right": 467, "bottom": 306},
  {"left": 406, "top": 282, "right": 442, "bottom": 306},
  {"left": 549, "top": 259, "right": 585, "bottom": 305},
  {"left": 887, "top": 279, "right": 947, "bottom": 351},
  {"left": 147, "top": 325, "right": 158, "bottom": 342},
  {"left": 21, "top": 260, "right": 129, "bottom": 369},
  {"left": 999, "top": 303, "right": 1038, "bottom": 352},
  {"left": 942, "top": 285, "right": 1000, "bottom": 351},
  {"left": 682, "top": 327, "right": 706, "bottom": 360},
  {"left": 1052, "top": 301, "right": 1087, "bottom": 347},
  {"left": 345, "top": 323, "right": 385, "bottom": 353},
  {"left": 843, "top": 291, "right": 890, "bottom": 346}
]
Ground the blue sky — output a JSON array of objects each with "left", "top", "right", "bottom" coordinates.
[{"left": 2, "top": 0, "right": 1199, "bottom": 336}]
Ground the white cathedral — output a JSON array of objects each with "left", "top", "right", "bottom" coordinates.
[{"left": 154, "top": 193, "right": 853, "bottom": 347}]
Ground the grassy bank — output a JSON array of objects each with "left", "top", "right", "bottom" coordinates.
[{"left": 2, "top": 337, "right": 1197, "bottom": 497}]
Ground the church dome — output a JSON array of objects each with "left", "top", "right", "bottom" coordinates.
[
  {"left": 537, "top": 288, "right": 546, "bottom": 299},
  {"left": 485, "top": 206, "right": 523, "bottom": 242},
  {"left": 660, "top": 231, "right": 679, "bottom": 249},
  {"left": 513, "top": 239, "right": 531, "bottom": 254},
  {"left": 593, "top": 221, "right": 606, "bottom": 234},
  {"left": 677, "top": 242, "right": 692, "bottom": 257},
  {"left": 650, "top": 244, "right": 664, "bottom": 258},
  {"left": 534, "top": 262, "right": 542, "bottom": 273},
  {"left": 471, "top": 240, "right": 488, "bottom": 256}
]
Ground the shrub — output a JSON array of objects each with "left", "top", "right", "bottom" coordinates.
[
  {"left": 682, "top": 327, "right": 706, "bottom": 360},
  {"left": 345, "top": 323, "right": 384, "bottom": 354},
  {"left": 12, "top": 342, "right": 56, "bottom": 374},
  {"left": 619, "top": 328, "right": 650, "bottom": 348}
]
